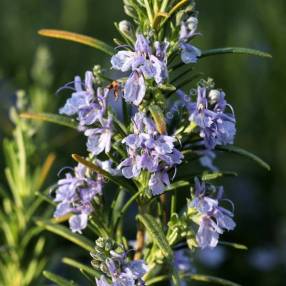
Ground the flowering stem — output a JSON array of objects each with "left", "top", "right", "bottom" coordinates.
[
  {"left": 160, "top": 193, "right": 168, "bottom": 225},
  {"left": 134, "top": 225, "right": 145, "bottom": 260}
]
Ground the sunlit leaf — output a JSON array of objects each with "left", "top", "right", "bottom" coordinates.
[
  {"left": 137, "top": 214, "right": 173, "bottom": 259},
  {"left": 62, "top": 258, "right": 101, "bottom": 278},
  {"left": 43, "top": 271, "right": 77, "bottom": 286},
  {"left": 201, "top": 171, "right": 238, "bottom": 181},
  {"left": 200, "top": 47, "right": 272, "bottom": 59},
  {"left": 36, "top": 220, "right": 94, "bottom": 252},
  {"left": 38, "top": 29, "right": 114, "bottom": 55},
  {"left": 219, "top": 241, "right": 248, "bottom": 250},
  {"left": 20, "top": 112, "right": 78, "bottom": 129},
  {"left": 165, "top": 180, "right": 190, "bottom": 192},
  {"left": 33, "top": 153, "right": 56, "bottom": 191},
  {"left": 147, "top": 273, "right": 241, "bottom": 286},
  {"left": 149, "top": 105, "right": 167, "bottom": 134},
  {"left": 72, "top": 154, "right": 136, "bottom": 192},
  {"left": 216, "top": 145, "right": 271, "bottom": 171},
  {"left": 185, "top": 274, "right": 241, "bottom": 286}
]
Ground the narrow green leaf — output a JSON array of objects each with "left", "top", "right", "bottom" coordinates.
[
  {"left": 72, "top": 154, "right": 136, "bottom": 192},
  {"left": 43, "top": 271, "right": 77, "bottom": 286},
  {"left": 219, "top": 241, "right": 248, "bottom": 250},
  {"left": 137, "top": 214, "right": 173, "bottom": 259},
  {"left": 201, "top": 171, "right": 238, "bottom": 181},
  {"left": 216, "top": 145, "right": 271, "bottom": 171},
  {"left": 165, "top": 180, "right": 190, "bottom": 192},
  {"left": 176, "top": 167, "right": 237, "bottom": 181},
  {"left": 147, "top": 274, "right": 241, "bottom": 286},
  {"left": 38, "top": 29, "right": 114, "bottom": 55},
  {"left": 185, "top": 274, "right": 241, "bottom": 286},
  {"left": 161, "top": 0, "right": 190, "bottom": 26},
  {"left": 33, "top": 153, "right": 56, "bottom": 191},
  {"left": 62, "top": 257, "right": 101, "bottom": 278},
  {"left": 36, "top": 220, "right": 94, "bottom": 252},
  {"left": 20, "top": 112, "right": 78, "bottom": 129},
  {"left": 114, "top": 190, "right": 143, "bottom": 231},
  {"left": 89, "top": 219, "right": 110, "bottom": 238},
  {"left": 200, "top": 47, "right": 272, "bottom": 59}
]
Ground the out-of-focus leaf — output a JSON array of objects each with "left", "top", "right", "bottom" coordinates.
[
  {"left": 165, "top": 180, "right": 190, "bottom": 192},
  {"left": 38, "top": 29, "right": 114, "bottom": 56},
  {"left": 200, "top": 47, "right": 272, "bottom": 59},
  {"left": 137, "top": 214, "right": 173, "bottom": 259},
  {"left": 36, "top": 220, "right": 94, "bottom": 252},
  {"left": 72, "top": 154, "right": 136, "bottom": 192},
  {"left": 147, "top": 273, "right": 241, "bottom": 286},
  {"left": 33, "top": 153, "right": 56, "bottom": 190},
  {"left": 216, "top": 145, "right": 271, "bottom": 171},
  {"left": 201, "top": 171, "right": 238, "bottom": 181},
  {"left": 20, "top": 112, "right": 78, "bottom": 129},
  {"left": 176, "top": 168, "right": 237, "bottom": 181},
  {"left": 219, "top": 241, "right": 248, "bottom": 250},
  {"left": 161, "top": 0, "right": 190, "bottom": 25},
  {"left": 43, "top": 271, "right": 77, "bottom": 286},
  {"left": 185, "top": 274, "right": 241, "bottom": 286},
  {"left": 62, "top": 257, "right": 101, "bottom": 278}
]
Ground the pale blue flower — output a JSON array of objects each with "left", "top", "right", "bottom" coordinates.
[
  {"left": 180, "top": 42, "right": 202, "bottom": 64},
  {"left": 179, "top": 16, "right": 201, "bottom": 64},
  {"left": 124, "top": 71, "right": 146, "bottom": 105},
  {"left": 59, "top": 71, "right": 108, "bottom": 128},
  {"left": 190, "top": 178, "right": 236, "bottom": 249},
  {"left": 53, "top": 162, "right": 106, "bottom": 233},
  {"left": 85, "top": 117, "right": 113, "bottom": 155},
  {"left": 181, "top": 86, "right": 236, "bottom": 149},
  {"left": 69, "top": 213, "right": 88, "bottom": 234},
  {"left": 196, "top": 216, "right": 221, "bottom": 249},
  {"left": 149, "top": 171, "right": 170, "bottom": 195},
  {"left": 111, "top": 34, "right": 169, "bottom": 105},
  {"left": 119, "top": 112, "right": 183, "bottom": 195}
]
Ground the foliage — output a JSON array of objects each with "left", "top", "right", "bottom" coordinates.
[
  {"left": 0, "top": 47, "right": 56, "bottom": 286},
  {"left": 2, "top": 0, "right": 276, "bottom": 286}
]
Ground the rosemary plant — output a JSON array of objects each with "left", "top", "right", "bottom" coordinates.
[{"left": 22, "top": 1, "right": 271, "bottom": 285}]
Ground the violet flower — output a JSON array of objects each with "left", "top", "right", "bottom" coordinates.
[
  {"left": 91, "top": 238, "right": 148, "bottom": 286},
  {"left": 85, "top": 116, "right": 113, "bottom": 156},
  {"left": 189, "top": 178, "right": 236, "bottom": 249},
  {"left": 181, "top": 86, "right": 236, "bottom": 149},
  {"left": 53, "top": 163, "right": 105, "bottom": 233},
  {"left": 59, "top": 71, "right": 108, "bottom": 129},
  {"left": 179, "top": 16, "right": 201, "bottom": 64},
  {"left": 111, "top": 34, "right": 169, "bottom": 105},
  {"left": 118, "top": 112, "right": 183, "bottom": 195}
]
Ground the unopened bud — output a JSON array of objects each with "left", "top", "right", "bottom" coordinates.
[
  {"left": 119, "top": 20, "right": 132, "bottom": 35},
  {"left": 208, "top": 89, "right": 224, "bottom": 105}
]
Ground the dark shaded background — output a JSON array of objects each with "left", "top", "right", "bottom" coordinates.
[{"left": 0, "top": 0, "right": 285, "bottom": 285}]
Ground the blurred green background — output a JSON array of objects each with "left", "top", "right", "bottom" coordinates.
[{"left": 0, "top": 0, "right": 285, "bottom": 285}]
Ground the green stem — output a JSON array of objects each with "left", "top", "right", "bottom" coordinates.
[
  {"left": 160, "top": 0, "right": 169, "bottom": 12},
  {"left": 170, "top": 192, "right": 177, "bottom": 214},
  {"left": 113, "top": 190, "right": 142, "bottom": 232},
  {"left": 135, "top": 204, "right": 145, "bottom": 260},
  {"left": 144, "top": 0, "right": 154, "bottom": 26},
  {"left": 170, "top": 67, "right": 193, "bottom": 84}
]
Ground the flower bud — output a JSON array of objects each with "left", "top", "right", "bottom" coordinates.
[
  {"left": 119, "top": 20, "right": 131, "bottom": 33},
  {"left": 208, "top": 89, "right": 224, "bottom": 105},
  {"left": 95, "top": 237, "right": 105, "bottom": 248}
]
